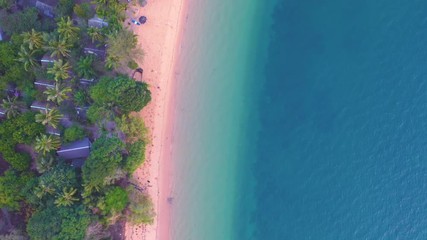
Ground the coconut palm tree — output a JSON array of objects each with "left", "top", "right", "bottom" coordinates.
[
  {"left": 47, "top": 60, "right": 71, "bottom": 81},
  {"left": 109, "top": 2, "right": 126, "bottom": 20},
  {"left": 92, "top": 0, "right": 107, "bottom": 6},
  {"left": 55, "top": 187, "right": 79, "bottom": 207},
  {"left": 105, "top": 55, "right": 119, "bottom": 70},
  {"left": 46, "top": 39, "right": 72, "bottom": 58},
  {"left": 35, "top": 134, "right": 61, "bottom": 155},
  {"left": 87, "top": 27, "right": 104, "bottom": 43},
  {"left": 34, "top": 184, "right": 55, "bottom": 199},
  {"left": 35, "top": 108, "right": 63, "bottom": 129},
  {"left": 44, "top": 83, "right": 72, "bottom": 105},
  {"left": 1, "top": 96, "right": 21, "bottom": 119},
  {"left": 35, "top": 154, "right": 56, "bottom": 173},
  {"left": 22, "top": 29, "right": 44, "bottom": 50},
  {"left": 57, "top": 17, "right": 80, "bottom": 42},
  {"left": 17, "top": 46, "right": 38, "bottom": 71},
  {"left": 76, "top": 55, "right": 95, "bottom": 79}
]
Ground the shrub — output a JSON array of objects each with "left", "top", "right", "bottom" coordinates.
[
  {"left": 99, "top": 186, "right": 129, "bottom": 216},
  {"left": 5, "top": 152, "right": 31, "bottom": 171},
  {"left": 127, "top": 60, "right": 138, "bottom": 70},
  {"left": 63, "top": 125, "right": 86, "bottom": 143},
  {"left": 128, "top": 187, "right": 155, "bottom": 224}
]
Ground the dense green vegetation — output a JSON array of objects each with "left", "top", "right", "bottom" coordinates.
[{"left": 0, "top": 0, "right": 155, "bottom": 238}]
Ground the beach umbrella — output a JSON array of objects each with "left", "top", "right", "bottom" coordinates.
[{"left": 139, "top": 16, "right": 147, "bottom": 24}]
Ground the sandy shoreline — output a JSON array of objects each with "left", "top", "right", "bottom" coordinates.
[{"left": 124, "top": 0, "right": 187, "bottom": 239}]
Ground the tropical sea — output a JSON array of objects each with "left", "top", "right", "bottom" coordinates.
[{"left": 172, "top": 0, "right": 427, "bottom": 239}]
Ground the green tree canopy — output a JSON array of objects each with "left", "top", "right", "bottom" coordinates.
[
  {"left": 98, "top": 186, "right": 128, "bottom": 216},
  {"left": 0, "top": 8, "right": 41, "bottom": 35},
  {"left": 123, "top": 140, "right": 145, "bottom": 174},
  {"left": 27, "top": 204, "right": 90, "bottom": 240},
  {"left": 0, "top": 42, "right": 16, "bottom": 73},
  {"left": 0, "top": 170, "right": 34, "bottom": 210},
  {"left": 90, "top": 75, "right": 151, "bottom": 114},
  {"left": 0, "top": 112, "right": 44, "bottom": 169},
  {"left": 0, "top": 112, "right": 44, "bottom": 144},
  {"left": 73, "top": 3, "right": 93, "bottom": 20},
  {"left": 82, "top": 136, "right": 125, "bottom": 193},
  {"left": 26, "top": 163, "right": 78, "bottom": 208},
  {"left": 56, "top": 0, "right": 75, "bottom": 18}
]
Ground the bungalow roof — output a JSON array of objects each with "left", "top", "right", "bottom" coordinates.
[
  {"left": 46, "top": 125, "right": 61, "bottom": 136},
  {"left": 30, "top": 101, "right": 53, "bottom": 111},
  {"left": 35, "top": 0, "right": 58, "bottom": 16},
  {"left": 88, "top": 16, "right": 109, "bottom": 28},
  {"left": 34, "top": 80, "right": 55, "bottom": 88},
  {"left": 41, "top": 54, "right": 55, "bottom": 66},
  {"left": 57, "top": 137, "right": 91, "bottom": 160}
]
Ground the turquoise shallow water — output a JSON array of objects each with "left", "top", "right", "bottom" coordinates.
[
  {"left": 170, "top": 0, "right": 273, "bottom": 239},
  {"left": 172, "top": 0, "right": 427, "bottom": 239}
]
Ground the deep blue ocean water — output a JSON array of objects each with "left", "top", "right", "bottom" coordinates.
[{"left": 251, "top": 0, "right": 427, "bottom": 239}]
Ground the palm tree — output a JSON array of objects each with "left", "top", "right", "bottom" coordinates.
[
  {"left": 44, "top": 83, "right": 72, "bottom": 105},
  {"left": 22, "top": 29, "right": 44, "bottom": 50},
  {"left": 109, "top": 2, "right": 126, "bottom": 21},
  {"left": 57, "top": 17, "right": 80, "bottom": 42},
  {"left": 35, "top": 134, "right": 61, "bottom": 155},
  {"left": 35, "top": 108, "right": 63, "bottom": 129},
  {"left": 47, "top": 60, "right": 71, "bottom": 81},
  {"left": 17, "top": 46, "right": 38, "bottom": 71},
  {"left": 105, "top": 55, "right": 119, "bottom": 70},
  {"left": 35, "top": 154, "right": 56, "bottom": 173},
  {"left": 1, "top": 96, "right": 21, "bottom": 119},
  {"left": 92, "top": 0, "right": 107, "bottom": 6},
  {"left": 46, "top": 39, "right": 72, "bottom": 58},
  {"left": 34, "top": 184, "right": 55, "bottom": 199},
  {"left": 87, "top": 27, "right": 104, "bottom": 43},
  {"left": 55, "top": 187, "right": 79, "bottom": 207},
  {"left": 76, "top": 55, "right": 95, "bottom": 79}
]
